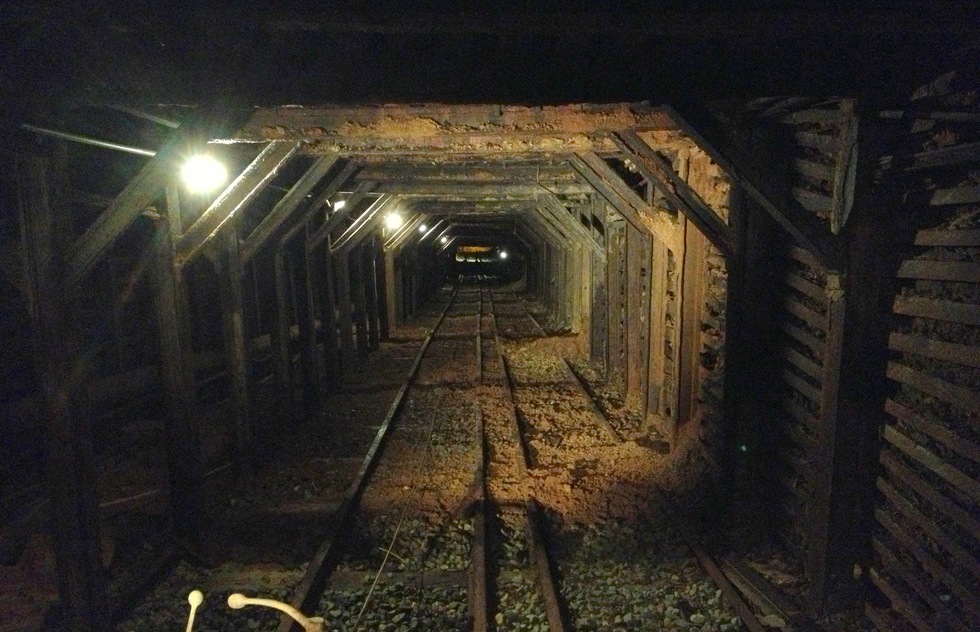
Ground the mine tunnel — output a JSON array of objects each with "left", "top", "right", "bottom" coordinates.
[{"left": 1, "top": 5, "right": 979, "bottom": 632}]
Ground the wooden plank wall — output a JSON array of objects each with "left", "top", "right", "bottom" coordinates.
[{"left": 866, "top": 69, "right": 980, "bottom": 632}]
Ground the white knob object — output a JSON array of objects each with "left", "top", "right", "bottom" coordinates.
[{"left": 185, "top": 590, "right": 204, "bottom": 632}]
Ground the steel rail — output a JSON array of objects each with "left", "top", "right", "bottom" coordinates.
[
  {"left": 651, "top": 486, "right": 768, "bottom": 632},
  {"left": 562, "top": 358, "right": 622, "bottom": 443},
  {"left": 489, "top": 288, "right": 570, "bottom": 631},
  {"left": 275, "top": 284, "right": 461, "bottom": 632}
]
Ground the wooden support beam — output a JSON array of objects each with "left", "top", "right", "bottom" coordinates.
[
  {"left": 807, "top": 274, "right": 845, "bottom": 615},
  {"left": 677, "top": 218, "right": 707, "bottom": 433},
  {"left": 67, "top": 123, "right": 206, "bottom": 283},
  {"left": 19, "top": 154, "right": 108, "bottom": 632},
  {"left": 662, "top": 105, "right": 841, "bottom": 270},
  {"left": 351, "top": 246, "right": 370, "bottom": 358},
  {"left": 354, "top": 163, "right": 578, "bottom": 183},
  {"left": 220, "top": 226, "right": 253, "bottom": 468},
  {"left": 383, "top": 249, "right": 397, "bottom": 337},
  {"left": 369, "top": 182, "right": 593, "bottom": 197},
  {"left": 272, "top": 249, "right": 294, "bottom": 405},
  {"left": 607, "top": 220, "right": 627, "bottom": 387},
  {"left": 383, "top": 213, "right": 426, "bottom": 252},
  {"left": 306, "top": 180, "right": 376, "bottom": 250},
  {"left": 279, "top": 162, "right": 359, "bottom": 246},
  {"left": 154, "top": 186, "right": 208, "bottom": 549},
  {"left": 240, "top": 154, "right": 339, "bottom": 265},
  {"left": 318, "top": 251, "right": 341, "bottom": 388},
  {"left": 536, "top": 193, "right": 605, "bottom": 259},
  {"left": 570, "top": 152, "right": 681, "bottom": 251},
  {"left": 335, "top": 252, "right": 356, "bottom": 370},
  {"left": 627, "top": 226, "right": 652, "bottom": 408},
  {"left": 233, "top": 103, "right": 677, "bottom": 153},
  {"left": 295, "top": 226, "right": 322, "bottom": 416},
  {"left": 178, "top": 141, "right": 300, "bottom": 265},
  {"left": 611, "top": 130, "right": 737, "bottom": 259},
  {"left": 364, "top": 239, "right": 381, "bottom": 351},
  {"left": 329, "top": 195, "right": 393, "bottom": 256}
]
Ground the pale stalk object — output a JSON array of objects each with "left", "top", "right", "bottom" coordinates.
[{"left": 227, "top": 593, "right": 325, "bottom": 632}]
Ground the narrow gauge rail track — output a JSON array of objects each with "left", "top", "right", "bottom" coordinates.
[{"left": 119, "top": 282, "right": 760, "bottom": 632}]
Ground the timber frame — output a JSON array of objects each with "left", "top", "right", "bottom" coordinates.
[{"left": 11, "top": 90, "right": 966, "bottom": 632}]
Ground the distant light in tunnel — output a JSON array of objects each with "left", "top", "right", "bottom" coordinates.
[
  {"left": 181, "top": 155, "right": 227, "bottom": 194},
  {"left": 418, "top": 224, "right": 428, "bottom": 233},
  {"left": 333, "top": 199, "right": 346, "bottom": 212},
  {"left": 385, "top": 212, "right": 404, "bottom": 230},
  {"left": 499, "top": 250, "right": 508, "bottom": 260},
  {"left": 440, "top": 236, "right": 448, "bottom": 244}
]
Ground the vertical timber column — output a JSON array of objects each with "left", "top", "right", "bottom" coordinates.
[
  {"left": 364, "top": 238, "right": 381, "bottom": 350},
  {"left": 272, "top": 249, "right": 293, "bottom": 405},
  {"left": 383, "top": 249, "right": 396, "bottom": 338},
  {"left": 318, "top": 251, "right": 340, "bottom": 389},
  {"left": 155, "top": 186, "right": 206, "bottom": 550},
  {"left": 20, "top": 154, "right": 108, "bottom": 632},
  {"left": 222, "top": 226, "right": 252, "bottom": 468},
  {"left": 629, "top": 229, "right": 652, "bottom": 415},
  {"left": 335, "top": 251, "right": 356, "bottom": 369},
  {"left": 607, "top": 219, "right": 627, "bottom": 389},
  {"left": 807, "top": 274, "right": 845, "bottom": 615},
  {"left": 352, "top": 244, "right": 370, "bottom": 358},
  {"left": 296, "top": 224, "right": 322, "bottom": 416},
  {"left": 645, "top": 239, "right": 668, "bottom": 432},
  {"left": 677, "top": 219, "right": 708, "bottom": 437},
  {"left": 591, "top": 248, "right": 608, "bottom": 370}
]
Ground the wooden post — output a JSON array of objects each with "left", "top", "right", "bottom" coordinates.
[
  {"left": 272, "top": 249, "right": 293, "bottom": 402},
  {"left": 295, "top": 226, "right": 322, "bottom": 416},
  {"left": 319, "top": 252, "right": 341, "bottom": 389},
  {"left": 364, "top": 238, "right": 381, "bottom": 350},
  {"left": 352, "top": 244, "right": 370, "bottom": 358},
  {"left": 335, "top": 251, "right": 356, "bottom": 369},
  {"left": 677, "top": 218, "right": 707, "bottom": 436},
  {"left": 383, "top": 249, "right": 396, "bottom": 338},
  {"left": 807, "top": 275, "right": 845, "bottom": 615},
  {"left": 19, "top": 154, "right": 108, "bottom": 632},
  {"left": 221, "top": 226, "right": 252, "bottom": 468},
  {"left": 591, "top": 249, "right": 608, "bottom": 370},
  {"left": 607, "top": 219, "right": 627, "bottom": 390},
  {"left": 645, "top": 239, "right": 668, "bottom": 432},
  {"left": 154, "top": 186, "right": 207, "bottom": 550}
]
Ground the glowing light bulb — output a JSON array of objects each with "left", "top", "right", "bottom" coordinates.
[
  {"left": 333, "top": 199, "right": 346, "bottom": 211},
  {"left": 385, "top": 213, "right": 404, "bottom": 230},
  {"left": 418, "top": 224, "right": 427, "bottom": 233},
  {"left": 440, "top": 236, "right": 448, "bottom": 244},
  {"left": 181, "top": 155, "right": 227, "bottom": 193},
  {"left": 499, "top": 250, "right": 508, "bottom": 260}
]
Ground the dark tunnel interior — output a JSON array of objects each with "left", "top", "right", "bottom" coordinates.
[{"left": 0, "top": 4, "right": 978, "bottom": 632}]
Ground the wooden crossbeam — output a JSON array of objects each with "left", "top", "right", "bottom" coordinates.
[
  {"left": 662, "top": 105, "right": 841, "bottom": 269},
  {"left": 232, "top": 103, "right": 676, "bottom": 153},
  {"left": 306, "top": 181, "right": 376, "bottom": 250},
  {"left": 611, "top": 130, "right": 737, "bottom": 259},
  {"left": 384, "top": 213, "right": 427, "bottom": 251},
  {"left": 570, "top": 152, "right": 680, "bottom": 251},
  {"left": 369, "top": 182, "right": 593, "bottom": 197},
  {"left": 329, "top": 195, "right": 393, "bottom": 255},
  {"left": 536, "top": 193, "right": 605, "bottom": 259},
  {"left": 67, "top": 124, "right": 200, "bottom": 282},
  {"left": 239, "top": 154, "right": 339, "bottom": 265},
  {"left": 177, "top": 141, "right": 299, "bottom": 265},
  {"left": 278, "top": 162, "right": 359, "bottom": 246},
  {"left": 355, "top": 163, "right": 577, "bottom": 183}
]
